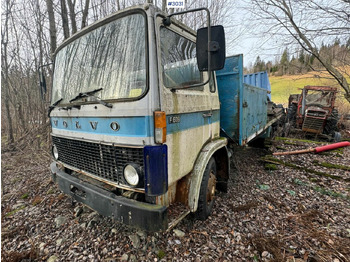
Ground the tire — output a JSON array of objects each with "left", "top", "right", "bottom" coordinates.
[
  {"left": 283, "top": 122, "right": 291, "bottom": 137},
  {"left": 324, "top": 109, "right": 339, "bottom": 135},
  {"left": 287, "top": 103, "right": 297, "bottom": 125},
  {"left": 197, "top": 157, "right": 217, "bottom": 221},
  {"left": 333, "top": 132, "right": 341, "bottom": 142}
]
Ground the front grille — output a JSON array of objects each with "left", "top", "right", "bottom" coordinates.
[
  {"left": 306, "top": 111, "right": 326, "bottom": 117},
  {"left": 52, "top": 136, "right": 144, "bottom": 184},
  {"left": 302, "top": 117, "right": 325, "bottom": 133}
]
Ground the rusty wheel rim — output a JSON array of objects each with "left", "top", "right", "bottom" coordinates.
[{"left": 207, "top": 170, "right": 216, "bottom": 204}]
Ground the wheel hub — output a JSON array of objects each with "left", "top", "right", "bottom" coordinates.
[{"left": 207, "top": 171, "right": 216, "bottom": 204}]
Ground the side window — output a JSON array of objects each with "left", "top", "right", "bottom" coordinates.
[{"left": 160, "top": 27, "right": 202, "bottom": 89}]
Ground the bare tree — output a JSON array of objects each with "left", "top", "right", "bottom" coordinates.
[
  {"left": 81, "top": 0, "right": 90, "bottom": 28},
  {"left": 67, "top": 0, "right": 77, "bottom": 34},
  {"left": 1, "top": 0, "right": 15, "bottom": 145},
  {"left": 46, "top": 0, "right": 57, "bottom": 54},
  {"left": 60, "top": 0, "right": 70, "bottom": 39},
  {"left": 251, "top": 0, "right": 350, "bottom": 103}
]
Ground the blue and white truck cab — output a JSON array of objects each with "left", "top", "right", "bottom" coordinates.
[
  {"left": 49, "top": 4, "right": 229, "bottom": 231},
  {"left": 49, "top": 4, "right": 282, "bottom": 231}
]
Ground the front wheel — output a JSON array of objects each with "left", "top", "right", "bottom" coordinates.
[{"left": 197, "top": 157, "right": 217, "bottom": 220}]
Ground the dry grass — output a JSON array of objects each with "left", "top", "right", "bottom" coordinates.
[{"left": 269, "top": 67, "right": 350, "bottom": 106}]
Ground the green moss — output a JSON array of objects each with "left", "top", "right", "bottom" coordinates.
[
  {"left": 274, "top": 137, "right": 324, "bottom": 145},
  {"left": 283, "top": 141, "right": 300, "bottom": 146},
  {"left": 318, "top": 152, "right": 332, "bottom": 156},
  {"left": 46, "top": 188, "right": 55, "bottom": 194},
  {"left": 294, "top": 178, "right": 307, "bottom": 186},
  {"left": 276, "top": 146, "right": 287, "bottom": 150},
  {"left": 286, "top": 190, "right": 296, "bottom": 196},
  {"left": 6, "top": 205, "right": 25, "bottom": 217},
  {"left": 264, "top": 163, "right": 278, "bottom": 170},
  {"left": 20, "top": 193, "right": 29, "bottom": 199},
  {"left": 262, "top": 156, "right": 344, "bottom": 181},
  {"left": 309, "top": 178, "right": 320, "bottom": 183},
  {"left": 313, "top": 186, "right": 348, "bottom": 199},
  {"left": 157, "top": 249, "right": 166, "bottom": 259},
  {"left": 11, "top": 178, "right": 20, "bottom": 184},
  {"left": 258, "top": 184, "right": 270, "bottom": 190},
  {"left": 313, "top": 160, "right": 350, "bottom": 171},
  {"left": 292, "top": 179, "right": 349, "bottom": 200}
]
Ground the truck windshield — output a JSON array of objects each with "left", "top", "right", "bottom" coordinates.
[
  {"left": 305, "top": 90, "right": 332, "bottom": 107},
  {"left": 52, "top": 13, "right": 147, "bottom": 104}
]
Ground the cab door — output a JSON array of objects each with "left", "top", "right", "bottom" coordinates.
[{"left": 156, "top": 17, "right": 220, "bottom": 189}]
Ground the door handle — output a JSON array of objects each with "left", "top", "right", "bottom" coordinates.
[{"left": 203, "top": 112, "right": 213, "bottom": 118}]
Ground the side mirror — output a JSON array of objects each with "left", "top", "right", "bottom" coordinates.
[{"left": 196, "top": 25, "right": 226, "bottom": 72}]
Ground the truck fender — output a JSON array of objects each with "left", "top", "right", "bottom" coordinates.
[{"left": 188, "top": 138, "right": 228, "bottom": 212}]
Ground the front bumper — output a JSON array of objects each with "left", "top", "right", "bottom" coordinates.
[{"left": 50, "top": 162, "right": 168, "bottom": 232}]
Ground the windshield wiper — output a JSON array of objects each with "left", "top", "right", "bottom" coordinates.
[
  {"left": 48, "top": 98, "right": 63, "bottom": 117},
  {"left": 69, "top": 88, "right": 112, "bottom": 108}
]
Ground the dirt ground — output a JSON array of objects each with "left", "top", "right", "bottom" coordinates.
[{"left": 1, "top": 136, "right": 350, "bottom": 262}]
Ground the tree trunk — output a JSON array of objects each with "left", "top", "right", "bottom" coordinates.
[
  {"left": 60, "top": 0, "right": 70, "bottom": 39},
  {"left": 252, "top": 0, "right": 350, "bottom": 104},
  {"left": 67, "top": 0, "right": 77, "bottom": 34},
  {"left": 81, "top": 0, "right": 90, "bottom": 28},
  {"left": 278, "top": 0, "right": 350, "bottom": 103},
  {"left": 45, "top": 0, "right": 57, "bottom": 54},
  {"left": 1, "top": 0, "right": 15, "bottom": 145}
]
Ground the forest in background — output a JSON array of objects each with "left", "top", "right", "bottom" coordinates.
[
  {"left": 2, "top": 0, "right": 350, "bottom": 148},
  {"left": 247, "top": 39, "right": 350, "bottom": 76}
]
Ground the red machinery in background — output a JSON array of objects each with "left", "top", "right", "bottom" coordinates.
[{"left": 287, "top": 86, "right": 340, "bottom": 140}]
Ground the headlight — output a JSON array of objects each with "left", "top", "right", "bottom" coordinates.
[
  {"left": 52, "top": 145, "right": 59, "bottom": 160},
  {"left": 123, "top": 164, "right": 141, "bottom": 187}
]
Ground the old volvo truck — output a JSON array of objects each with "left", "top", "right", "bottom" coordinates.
[{"left": 49, "top": 4, "right": 282, "bottom": 231}]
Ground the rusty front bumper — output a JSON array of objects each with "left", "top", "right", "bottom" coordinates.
[{"left": 50, "top": 162, "right": 168, "bottom": 232}]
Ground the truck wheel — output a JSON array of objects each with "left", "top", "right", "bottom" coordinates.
[
  {"left": 324, "top": 109, "right": 339, "bottom": 135},
  {"left": 333, "top": 131, "right": 341, "bottom": 142},
  {"left": 287, "top": 103, "right": 297, "bottom": 125},
  {"left": 283, "top": 122, "right": 291, "bottom": 137},
  {"left": 197, "top": 157, "right": 217, "bottom": 220}
]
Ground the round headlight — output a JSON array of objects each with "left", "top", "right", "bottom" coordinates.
[
  {"left": 123, "top": 164, "right": 140, "bottom": 186},
  {"left": 52, "top": 145, "right": 59, "bottom": 160}
]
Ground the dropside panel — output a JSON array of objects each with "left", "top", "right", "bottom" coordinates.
[
  {"left": 243, "top": 71, "right": 271, "bottom": 100},
  {"left": 216, "top": 55, "right": 243, "bottom": 143},
  {"left": 241, "top": 84, "right": 268, "bottom": 144}
]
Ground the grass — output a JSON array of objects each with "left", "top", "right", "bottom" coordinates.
[
  {"left": 269, "top": 67, "right": 350, "bottom": 112},
  {"left": 270, "top": 73, "right": 337, "bottom": 104}
]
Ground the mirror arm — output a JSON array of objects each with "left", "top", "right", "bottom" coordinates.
[{"left": 164, "top": 8, "right": 212, "bottom": 91}]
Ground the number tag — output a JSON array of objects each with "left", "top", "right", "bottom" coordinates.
[{"left": 168, "top": 115, "right": 181, "bottom": 124}]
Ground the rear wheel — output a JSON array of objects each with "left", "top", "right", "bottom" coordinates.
[
  {"left": 197, "top": 157, "right": 217, "bottom": 220},
  {"left": 324, "top": 109, "right": 339, "bottom": 136},
  {"left": 333, "top": 131, "right": 341, "bottom": 142},
  {"left": 287, "top": 103, "right": 297, "bottom": 125}
]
